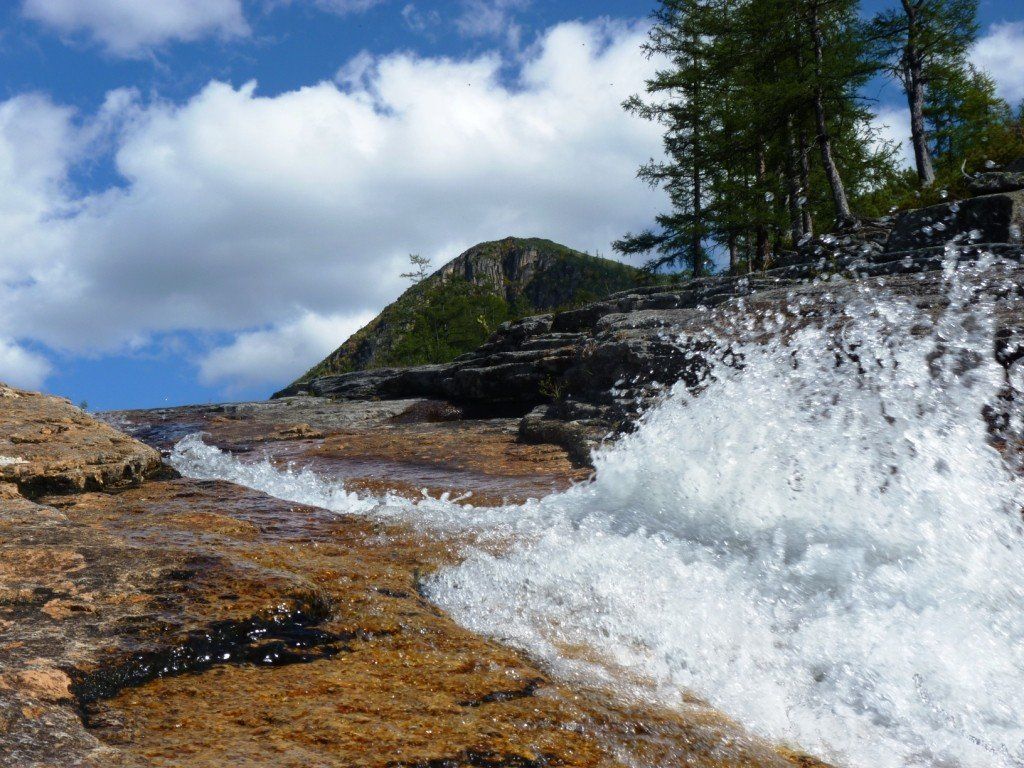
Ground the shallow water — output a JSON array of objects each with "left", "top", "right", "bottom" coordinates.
[{"left": 171, "top": 262, "right": 1024, "bottom": 768}]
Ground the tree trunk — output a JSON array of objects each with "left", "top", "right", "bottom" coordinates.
[
  {"left": 799, "top": 129, "right": 814, "bottom": 236},
  {"left": 692, "top": 159, "right": 704, "bottom": 277},
  {"left": 809, "top": 1, "right": 855, "bottom": 227},
  {"left": 690, "top": 44, "right": 705, "bottom": 278},
  {"left": 786, "top": 120, "right": 805, "bottom": 243},
  {"left": 901, "top": 1, "right": 936, "bottom": 187},
  {"left": 755, "top": 146, "right": 770, "bottom": 269},
  {"left": 728, "top": 231, "right": 739, "bottom": 274}
]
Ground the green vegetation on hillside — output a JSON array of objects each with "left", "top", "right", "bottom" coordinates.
[
  {"left": 292, "top": 237, "right": 640, "bottom": 384},
  {"left": 378, "top": 278, "right": 528, "bottom": 368}
]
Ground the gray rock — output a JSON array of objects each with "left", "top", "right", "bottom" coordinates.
[
  {"left": 968, "top": 171, "right": 1024, "bottom": 195},
  {"left": 273, "top": 213, "right": 1024, "bottom": 465},
  {"left": 885, "top": 192, "right": 1024, "bottom": 251},
  {"left": 275, "top": 368, "right": 405, "bottom": 399}
]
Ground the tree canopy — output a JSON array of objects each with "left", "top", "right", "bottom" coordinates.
[{"left": 620, "top": 0, "right": 1023, "bottom": 275}]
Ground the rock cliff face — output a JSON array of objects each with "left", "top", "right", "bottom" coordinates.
[
  {"left": 275, "top": 192, "right": 1024, "bottom": 464},
  {"left": 289, "top": 237, "right": 639, "bottom": 384}
]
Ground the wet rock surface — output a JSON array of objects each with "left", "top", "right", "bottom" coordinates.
[
  {"left": 108, "top": 397, "right": 588, "bottom": 505},
  {"left": 2, "top": 393, "right": 824, "bottom": 767}
]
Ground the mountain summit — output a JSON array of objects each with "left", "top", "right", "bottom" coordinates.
[{"left": 287, "top": 237, "right": 640, "bottom": 387}]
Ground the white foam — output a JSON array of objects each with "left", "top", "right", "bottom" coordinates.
[{"left": 171, "top": 271, "right": 1024, "bottom": 768}]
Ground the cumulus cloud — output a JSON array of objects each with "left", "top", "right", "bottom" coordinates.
[
  {"left": 21, "top": 0, "right": 249, "bottom": 57},
  {"left": 198, "top": 311, "right": 373, "bottom": 391},
  {"left": 0, "top": 339, "right": 51, "bottom": 389},
  {"left": 972, "top": 22, "right": 1024, "bottom": 104},
  {"left": 0, "top": 19, "right": 661, "bottom": 392}
]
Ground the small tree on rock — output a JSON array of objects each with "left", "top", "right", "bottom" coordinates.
[{"left": 401, "top": 254, "right": 433, "bottom": 284}]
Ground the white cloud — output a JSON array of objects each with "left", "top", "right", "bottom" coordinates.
[
  {"left": 973, "top": 21, "right": 1024, "bottom": 104},
  {"left": 21, "top": 0, "right": 249, "bottom": 57},
  {"left": 456, "top": 0, "right": 529, "bottom": 45},
  {"left": 0, "top": 339, "right": 52, "bottom": 389},
  {"left": 0, "top": 19, "right": 662, "bottom": 392},
  {"left": 402, "top": 3, "right": 440, "bottom": 34},
  {"left": 870, "top": 105, "right": 914, "bottom": 169},
  {"left": 307, "top": 0, "right": 386, "bottom": 13},
  {"left": 198, "top": 311, "right": 373, "bottom": 391},
  {"left": 270, "top": 0, "right": 387, "bottom": 16}
]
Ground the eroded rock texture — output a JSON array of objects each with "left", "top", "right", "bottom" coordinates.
[{"left": 0, "top": 384, "right": 162, "bottom": 497}]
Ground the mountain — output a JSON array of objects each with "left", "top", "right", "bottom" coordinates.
[{"left": 287, "top": 237, "right": 640, "bottom": 386}]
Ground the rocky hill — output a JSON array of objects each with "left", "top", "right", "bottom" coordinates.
[
  {"left": 288, "top": 237, "right": 640, "bottom": 387},
  {"left": 274, "top": 179, "right": 1024, "bottom": 464}
]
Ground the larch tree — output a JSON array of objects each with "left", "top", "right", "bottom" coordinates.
[
  {"left": 870, "top": 0, "right": 979, "bottom": 187},
  {"left": 621, "top": 0, "right": 894, "bottom": 275},
  {"left": 616, "top": 0, "right": 724, "bottom": 276}
]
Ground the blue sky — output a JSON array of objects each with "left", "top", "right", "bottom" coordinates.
[{"left": 0, "top": 0, "right": 1022, "bottom": 410}]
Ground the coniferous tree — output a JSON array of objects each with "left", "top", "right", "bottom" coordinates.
[
  {"left": 621, "top": 0, "right": 894, "bottom": 274},
  {"left": 870, "top": 0, "right": 979, "bottom": 187},
  {"left": 926, "top": 65, "right": 1009, "bottom": 163},
  {"left": 618, "top": 0, "right": 721, "bottom": 276}
]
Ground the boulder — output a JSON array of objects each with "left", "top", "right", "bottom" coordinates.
[{"left": 0, "top": 384, "right": 162, "bottom": 497}]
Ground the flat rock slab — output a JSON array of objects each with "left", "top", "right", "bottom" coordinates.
[
  {"left": 0, "top": 384, "right": 162, "bottom": 496},
  {"left": 1, "top": 478, "right": 819, "bottom": 768}
]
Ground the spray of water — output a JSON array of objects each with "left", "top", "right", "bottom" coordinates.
[{"left": 171, "top": 263, "right": 1024, "bottom": 768}]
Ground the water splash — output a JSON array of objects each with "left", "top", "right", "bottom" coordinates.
[{"left": 171, "top": 264, "right": 1024, "bottom": 768}]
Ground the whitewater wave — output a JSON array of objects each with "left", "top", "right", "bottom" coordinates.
[{"left": 171, "top": 268, "right": 1024, "bottom": 768}]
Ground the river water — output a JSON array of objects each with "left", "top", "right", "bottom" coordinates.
[{"left": 170, "top": 262, "right": 1024, "bottom": 768}]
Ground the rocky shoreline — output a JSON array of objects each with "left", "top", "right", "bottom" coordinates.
[{"left": 0, "top": 385, "right": 825, "bottom": 768}]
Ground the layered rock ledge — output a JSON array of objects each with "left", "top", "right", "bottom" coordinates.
[{"left": 275, "top": 196, "right": 1024, "bottom": 463}]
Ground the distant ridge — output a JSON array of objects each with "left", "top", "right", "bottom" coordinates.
[{"left": 286, "top": 237, "right": 639, "bottom": 387}]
